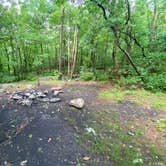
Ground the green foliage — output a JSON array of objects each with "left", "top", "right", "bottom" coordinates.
[
  {"left": 156, "top": 118, "right": 166, "bottom": 129},
  {"left": 0, "top": 0, "right": 165, "bottom": 93},
  {"left": 53, "top": 70, "right": 62, "bottom": 79},
  {"left": 0, "top": 74, "right": 17, "bottom": 83},
  {"left": 145, "top": 74, "right": 166, "bottom": 91},
  {"left": 100, "top": 87, "right": 166, "bottom": 109},
  {"left": 80, "top": 70, "right": 94, "bottom": 81},
  {"left": 95, "top": 71, "right": 108, "bottom": 81},
  {"left": 118, "top": 76, "right": 142, "bottom": 86},
  {"left": 24, "top": 73, "right": 37, "bottom": 81}
]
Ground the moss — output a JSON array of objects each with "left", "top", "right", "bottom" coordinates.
[{"left": 99, "top": 87, "right": 166, "bottom": 109}]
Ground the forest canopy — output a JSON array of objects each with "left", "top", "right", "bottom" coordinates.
[{"left": 0, "top": 0, "right": 166, "bottom": 91}]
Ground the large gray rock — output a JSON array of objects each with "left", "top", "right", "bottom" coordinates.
[{"left": 69, "top": 98, "right": 85, "bottom": 109}]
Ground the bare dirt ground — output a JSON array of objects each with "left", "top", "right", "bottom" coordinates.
[{"left": 0, "top": 81, "right": 165, "bottom": 166}]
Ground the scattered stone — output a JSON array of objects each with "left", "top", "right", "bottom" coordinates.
[
  {"left": 44, "top": 90, "right": 49, "bottom": 94},
  {"left": 69, "top": 98, "right": 85, "bottom": 109},
  {"left": 11, "top": 94, "right": 22, "bottom": 100},
  {"left": 51, "top": 86, "right": 62, "bottom": 91},
  {"left": 29, "top": 94, "right": 36, "bottom": 100},
  {"left": 36, "top": 92, "right": 46, "bottom": 98},
  {"left": 19, "top": 99, "right": 32, "bottom": 106},
  {"left": 53, "top": 90, "right": 60, "bottom": 96},
  {"left": 20, "top": 160, "right": 28, "bottom": 166},
  {"left": 24, "top": 92, "right": 31, "bottom": 97},
  {"left": 38, "top": 98, "right": 49, "bottom": 102},
  {"left": 50, "top": 98, "right": 61, "bottom": 103}
]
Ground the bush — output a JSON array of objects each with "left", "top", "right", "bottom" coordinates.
[
  {"left": 53, "top": 70, "right": 62, "bottom": 79},
  {"left": 145, "top": 74, "right": 166, "bottom": 91},
  {"left": 0, "top": 74, "right": 17, "bottom": 83},
  {"left": 24, "top": 73, "right": 37, "bottom": 81},
  {"left": 95, "top": 71, "right": 108, "bottom": 81},
  {"left": 80, "top": 71, "right": 94, "bottom": 81},
  {"left": 117, "top": 76, "right": 141, "bottom": 86}
]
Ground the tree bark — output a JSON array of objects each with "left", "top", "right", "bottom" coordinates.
[
  {"left": 71, "top": 25, "right": 78, "bottom": 79},
  {"left": 67, "top": 19, "right": 71, "bottom": 79},
  {"left": 59, "top": 8, "right": 65, "bottom": 77}
]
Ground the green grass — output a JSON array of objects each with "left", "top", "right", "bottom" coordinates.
[
  {"left": 99, "top": 87, "right": 166, "bottom": 109},
  {"left": 77, "top": 110, "right": 165, "bottom": 166},
  {"left": 156, "top": 118, "right": 166, "bottom": 129}
]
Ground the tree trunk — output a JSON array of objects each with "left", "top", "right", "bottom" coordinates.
[
  {"left": 67, "top": 19, "right": 71, "bottom": 79},
  {"left": 148, "top": 0, "right": 157, "bottom": 50},
  {"left": 71, "top": 25, "right": 78, "bottom": 79},
  {"left": 4, "top": 43, "right": 10, "bottom": 75},
  {"left": 59, "top": 8, "right": 65, "bottom": 77}
]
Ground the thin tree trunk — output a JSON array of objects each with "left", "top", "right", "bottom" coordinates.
[
  {"left": 59, "top": 8, "right": 64, "bottom": 76},
  {"left": 4, "top": 43, "right": 10, "bottom": 75},
  {"left": 112, "top": 38, "right": 117, "bottom": 70},
  {"left": 149, "top": 0, "right": 157, "bottom": 50},
  {"left": 67, "top": 19, "right": 71, "bottom": 79},
  {"left": 71, "top": 25, "right": 78, "bottom": 79},
  {"left": 118, "top": 44, "right": 144, "bottom": 82}
]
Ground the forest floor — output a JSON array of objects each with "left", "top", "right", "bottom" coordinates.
[{"left": 0, "top": 79, "right": 165, "bottom": 166}]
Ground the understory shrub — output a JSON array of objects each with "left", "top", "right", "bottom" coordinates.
[
  {"left": 80, "top": 71, "right": 94, "bottom": 81},
  {"left": 0, "top": 74, "right": 17, "bottom": 83},
  {"left": 53, "top": 70, "right": 62, "bottom": 79},
  {"left": 145, "top": 74, "right": 166, "bottom": 91},
  {"left": 95, "top": 71, "right": 108, "bottom": 81},
  {"left": 117, "top": 76, "right": 141, "bottom": 86},
  {"left": 24, "top": 73, "right": 37, "bottom": 81}
]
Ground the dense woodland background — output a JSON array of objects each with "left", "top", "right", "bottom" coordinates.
[{"left": 0, "top": 0, "right": 165, "bottom": 91}]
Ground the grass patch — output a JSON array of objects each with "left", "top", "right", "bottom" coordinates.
[
  {"left": 156, "top": 118, "right": 166, "bottom": 129},
  {"left": 77, "top": 110, "right": 165, "bottom": 166},
  {"left": 99, "top": 87, "right": 166, "bottom": 109},
  {"left": 78, "top": 111, "right": 165, "bottom": 166}
]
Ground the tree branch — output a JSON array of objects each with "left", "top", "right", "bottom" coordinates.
[
  {"left": 90, "top": 0, "right": 107, "bottom": 20},
  {"left": 125, "top": 0, "right": 130, "bottom": 25}
]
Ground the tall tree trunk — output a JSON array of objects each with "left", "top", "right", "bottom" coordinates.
[
  {"left": 67, "top": 19, "right": 71, "bottom": 79},
  {"left": 112, "top": 38, "right": 117, "bottom": 70},
  {"left": 4, "top": 43, "right": 10, "bottom": 75},
  {"left": 9, "top": 36, "right": 17, "bottom": 76},
  {"left": 149, "top": 0, "right": 157, "bottom": 50},
  {"left": 71, "top": 25, "right": 78, "bottom": 79},
  {"left": 59, "top": 8, "right": 65, "bottom": 77}
]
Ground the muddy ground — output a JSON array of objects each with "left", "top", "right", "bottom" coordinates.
[{"left": 0, "top": 82, "right": 165, "bottom": 166}]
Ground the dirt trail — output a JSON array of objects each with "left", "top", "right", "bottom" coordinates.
[{"left": 0, "top": 83, "right": 165, "bottom": 166}]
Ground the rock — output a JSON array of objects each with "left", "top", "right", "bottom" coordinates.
[
  {"left": 53, "top": 90, "right": 60, "bottom": 96},
  {"left": 19, "top": 99, "right": 32, "bottom": 106},
  {"left": 38, "top": 98, "right": 49, "bottom": 102},
  {"left": 69, "top": 98, "right": 85, "bottom": 109},
  {"left": 51, "top": 86, "right": 62, "bottom": 91},
  {"left": 44, "top": 90, "right": 49, "bottom": 94},
  {"left": 36, "top": 92, "right": 46, "bottom": 98},
  {"left": 12, "top": 94, "right": 22, "bottom": 100},
  {"left": 24, "top": 92, "right": 31, "bottom": 97},
  {"left": 50, "top": 98, "right": 61, "bottom": 103},
  {"left": 29, "top": 94, "right": 36, "bottom": 100}
]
